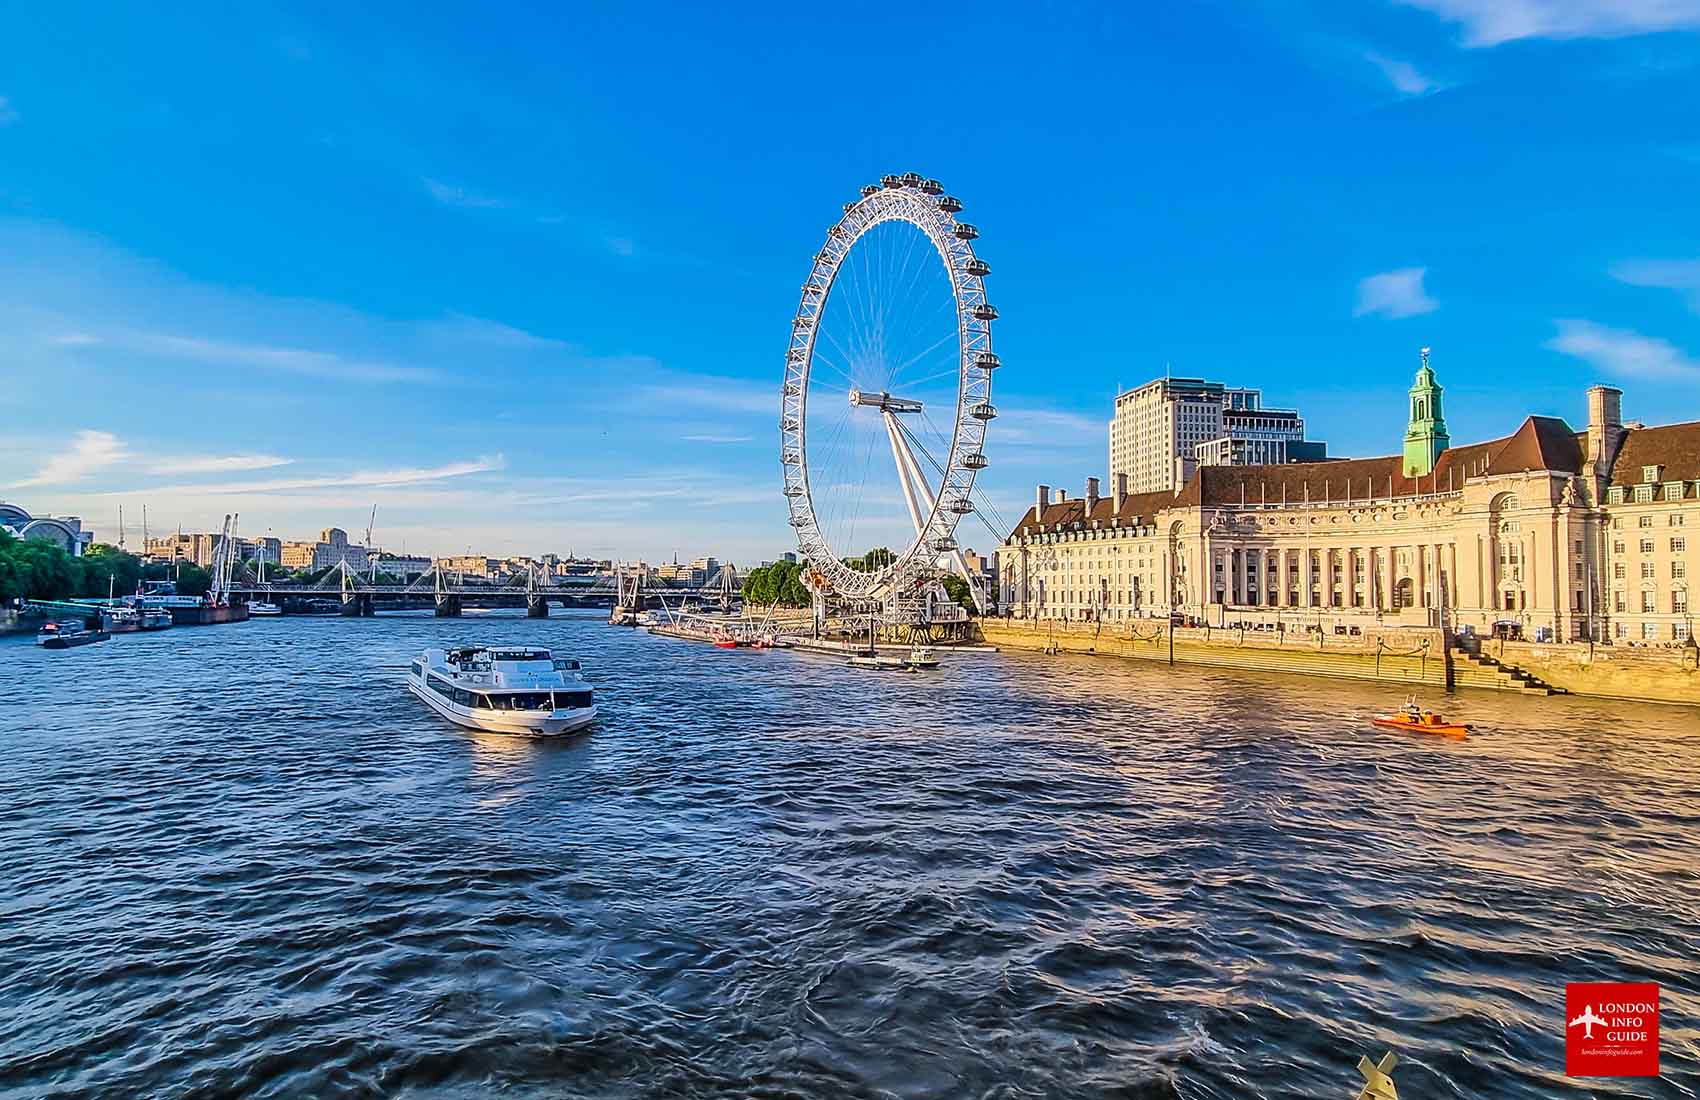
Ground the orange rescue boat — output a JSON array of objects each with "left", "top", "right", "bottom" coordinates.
[{"left": 1372, "top": 700, "right": 1472, "bottom": 738}]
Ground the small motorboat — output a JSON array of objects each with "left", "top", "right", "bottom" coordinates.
[
  {"left": 712, "top": 637, "right": 738, "bottom": 649},
  {"left": 1373, "top": 699, "right": 1472, "bottom": 738},
  {"left": 247, "top": 600, "right": 282, "bottom": 617},
  {"left": 904, "top": 645, "right": 940, "bottom": 670},
  {"left": 36, "top": 621, "right": 111, "bottom": 649}
]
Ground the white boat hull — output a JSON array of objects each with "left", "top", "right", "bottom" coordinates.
[{"left": 407, "top": 677, "right": 595, "bottom": 737}]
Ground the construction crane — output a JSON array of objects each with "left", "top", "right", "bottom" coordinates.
[{"left": 364, "top": 505, "right": 378, "bottom": 582}]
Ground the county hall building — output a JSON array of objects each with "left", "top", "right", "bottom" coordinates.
[{"left": 1001, "top": 360, "right": 1697, "bottom": 645}]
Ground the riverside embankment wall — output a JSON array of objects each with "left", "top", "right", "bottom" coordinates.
[
  {"left": 977, "top": 620, "right": 1700, "bottom": 706},
  {"left": 1481, "top": 639, "right": 1699, "bottom": 706},
  {"left": 979, "top": 620, "right": 1449, "bottom": 688}
]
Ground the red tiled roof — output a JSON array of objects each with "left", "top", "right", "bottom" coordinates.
[
  {"left": 1607, "top": 421, "right": 1700, "bottom": 491},
  {"left": 1483, "top": 416, "right": 1584, "bottom": 477},
  {"left": 1008, "top": 487, "right": 1187, "bottom": 534},
  {"left": 1003, "top": 415, "right": 1604, "bottom": 541}
]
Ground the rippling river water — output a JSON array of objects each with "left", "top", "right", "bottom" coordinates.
[{"left": 2, "top": 611, "right": 1696, "bottom": 1099}]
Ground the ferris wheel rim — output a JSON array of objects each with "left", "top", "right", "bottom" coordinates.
[{"left": 779, "top": 177, "right": 996, "bottom": 601}]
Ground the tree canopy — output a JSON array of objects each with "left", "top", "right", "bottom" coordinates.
[
  {"left": 0, "top": 535, "right": 211, "bottom": 602},
  {"left": 741, "top": 560, "right": 811, "bottom": 607}
]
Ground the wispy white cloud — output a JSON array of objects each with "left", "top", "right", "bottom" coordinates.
[
  {"left": 1609, "top": 258, "right": 1700, "bottom": 312},
  {"left": 607, "top": 236, "right": 636, "bottom": 258},
  {"left": 51, "top": 332, "right": 101, "bottom": 347},
  {"left": 135, "top": 331, "right": 438, "bottom": 383},
  {"left": 149, "top": 455, "right": 508, "bottom": 496},
  {"left": 1547, "top": 319, "right": 1700, "bottom": 381},
  {"left": 0, "top": 96, "right": 17, "bottom": 126},
  {"left": 11, "top": 430, "right": 127, "bottom": 487},
  {"left": 1354, "top": 267, "right": 1438, "bottom": 319},
  {"left": 1364, "top": 52, "right": 1439, "bottom": 96},
  {"left": 422, "top": 177, "right": 510, "bottom": 209},
  {"left": 420, "top": 313, "right": 568, "bottom": 350},
  {"left": 638, "top": 375, "right": 775, "bottom": 416},
  {"left": 1400, "top": 0, "right": 1700, "bottom": 47},
  {"left": 684, "top": 434, "right": 754, "bottom": 444},
  {"left": 145, "top": 453, "right": 293, "bottom": 475}
]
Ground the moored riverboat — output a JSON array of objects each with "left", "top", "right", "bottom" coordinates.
[
  {"left": 407, "top": 645, "right": 596, "bottom": 737},
  {"left": 36, "top": 621, "right": 111, "bottom": 649},
  {"left": 102, "top": 607, "right": 174, "bottom": 633}
]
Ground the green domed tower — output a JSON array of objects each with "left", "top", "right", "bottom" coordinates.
[{"left": 1402, "top": 347, "right": 1450, "bottom": 478}]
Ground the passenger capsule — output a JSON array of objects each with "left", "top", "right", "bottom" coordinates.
[
  {"left": 861, "top": 185, "right": 879, "bottom": 198},
  {"left": 920, "top": 178, "right": 944, "bottom": 195},
  {"left": 962, "top": 452, "right": 989, "bottom": 469},
  {"left": 947, "top": 498, "right": 975, "bottom": 514},
  {"left": 964, "top": 258, "right": 990, "bottom": 277},
  {"left": 973, "top": 303, "right": 998, "bottom": 321},
  {"left": 937, "top": 195, "right": 963, "bottom": 214},
  {"left": 953, "top": 223, "right": 979, "bottom": 240},
  {"left": 932, "top": 536, "right": 959, "bottom": 551},
  {"left": 900, "top": 171, "right": 923, "bottom": 187},
  {"left": 969, "top": 403, "right": 997, "bottom": 420},
  {"left": 881, "top": 174, "right": 902, "bottom": 189},
  {"left": 974, "top": 352, "right": 1000, "bottom": 370}
]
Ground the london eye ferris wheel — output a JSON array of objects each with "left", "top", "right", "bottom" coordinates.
[{"left": 779, "top": 172, "right": 999, "bottom": 616}]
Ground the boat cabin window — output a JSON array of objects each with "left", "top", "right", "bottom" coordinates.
[
  {"left": 489, "top": 692, "right": 553, "bottom": 710},
  {"left": 552, "top": 658, "right": 581, "bottom": 671}
]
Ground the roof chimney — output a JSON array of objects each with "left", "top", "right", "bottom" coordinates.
[
  {"left": 1036, "top": 484, "right": 1050, "bottom": 513},
  {"left": 1056, "top": 489, "right": 1068, "bottom": 502},
  {"left": 1587, "top": 384, "right": 1625, "bottom": 477},
  {"left": 1085, "top": 476, "right": 1101, "bottom": 512},
  {"left": 1114, "top": 473, "right": 1128, "bottom": 514}
]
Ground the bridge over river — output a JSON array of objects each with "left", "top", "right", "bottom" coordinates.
[{"left": 232, "top": 561, "right": 741, "bottom": 618}]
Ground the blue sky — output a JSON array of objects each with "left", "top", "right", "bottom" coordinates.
[{"left": 3, "top": 1, "right": 1699, "bottom": 562}]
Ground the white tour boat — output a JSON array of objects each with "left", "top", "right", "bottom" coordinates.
[
  {"left": 247, "top": 600, "right": 282, "bottom": 616},
  {"left": 407, "top": 645, "right": 596, "bottom": 737}
]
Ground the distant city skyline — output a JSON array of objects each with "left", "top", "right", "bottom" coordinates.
[{"left": 3, "top": 3, "right": 1699, "bottom": 559}]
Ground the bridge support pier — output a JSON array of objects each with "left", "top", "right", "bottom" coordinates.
[
  {"left": 435, "top": 595, "right": 462, "bottom": 618},
  {"left": 526, "top": 595, "right": 550, "bottom": 618},
  {"left": 340, "top": 594, "right": 375, "bottom": 617}
]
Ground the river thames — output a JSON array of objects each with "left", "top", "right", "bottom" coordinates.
[{"left": 2, "top": 611, "right": 1695, "bottom": 1099}]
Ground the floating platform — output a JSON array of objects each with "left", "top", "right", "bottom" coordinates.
[
  {"left": 168, "top": 605, "right": 251, "bottom": 626},
  {"left": 781, "top": 636, "right": 997, "bottom": 657}
]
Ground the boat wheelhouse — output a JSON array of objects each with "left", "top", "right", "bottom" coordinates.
[{"left": 407, "top": 646, "right": 596, "bottom": 737}]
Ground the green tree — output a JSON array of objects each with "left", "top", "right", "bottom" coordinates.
[
  {"left": 1, "top": 535, "right": 78, "bottom": 600},
  {"left": 741, "top": 560, "right": 810, "bottom": 607},
  {"left": 77, "top": 543, "right": 143, "bottom": 598},
  {"left": 941, "top": 574, "right": 977, "bottom": 614},
  {"left": 142, "top": 560, "right": 212, "bottom": 597}
]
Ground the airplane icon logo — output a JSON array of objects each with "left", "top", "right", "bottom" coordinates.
[{"left": 1568, "top": 1005, "right": 1608, "bottom": 1039}]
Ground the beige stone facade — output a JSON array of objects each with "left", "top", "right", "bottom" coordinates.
[{"left": 1005, "top": 383, "right": 1699, "bottom": 647}]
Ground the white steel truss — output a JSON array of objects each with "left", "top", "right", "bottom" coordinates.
[{"left": 780, "top": 177, "right": 997, "bottom": 604}]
